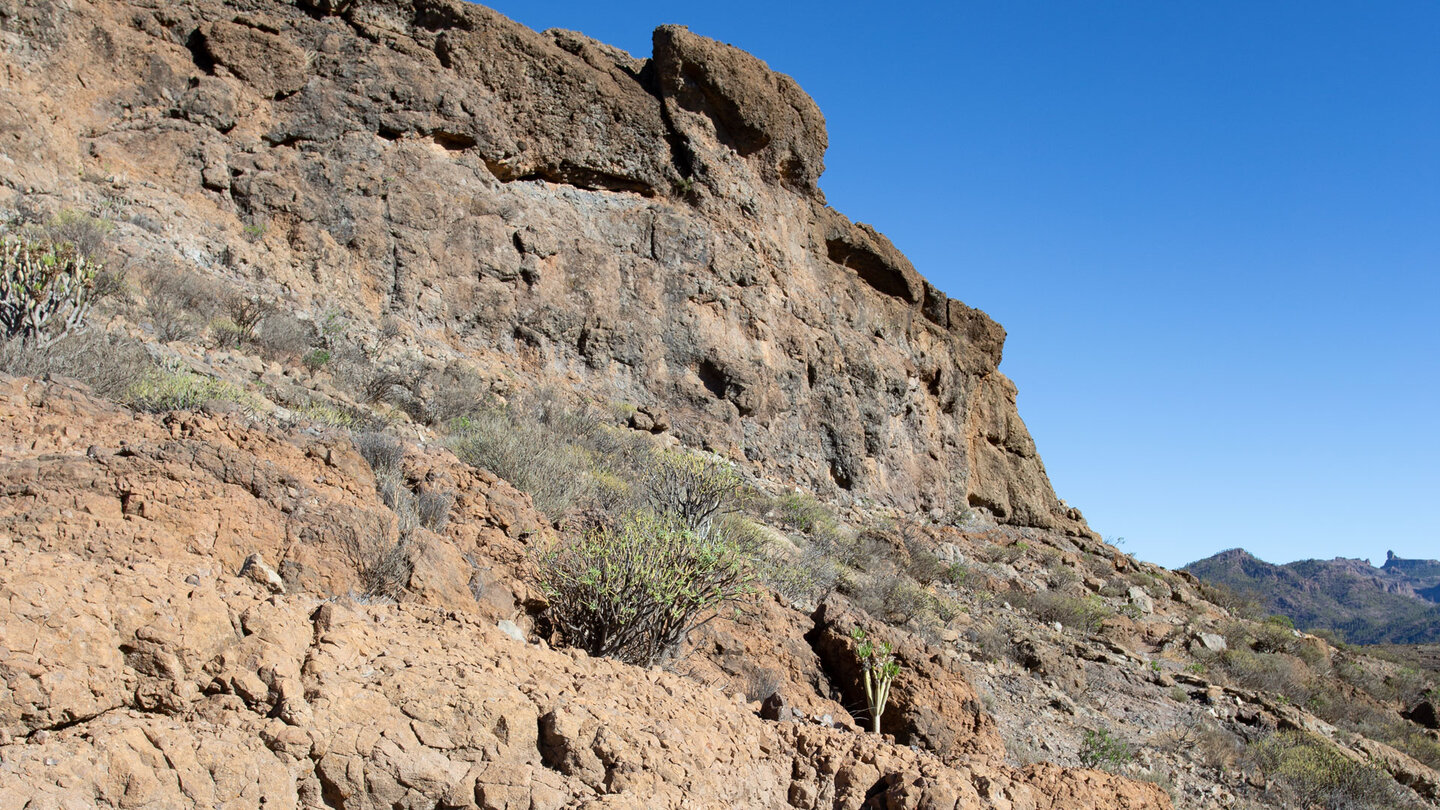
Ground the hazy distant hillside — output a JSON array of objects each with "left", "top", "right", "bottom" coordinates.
[{"left": 1184, "top": 548, "right": 1440, "bottom": 644}]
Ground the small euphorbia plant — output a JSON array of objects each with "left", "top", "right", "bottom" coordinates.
[{"left": 851, "top": 627, "right": 900, "bottom": 733}]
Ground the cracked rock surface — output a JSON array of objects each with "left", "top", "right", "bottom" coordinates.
[{"left": 0, "top": 378, "right": 1169, "bottom": 808}]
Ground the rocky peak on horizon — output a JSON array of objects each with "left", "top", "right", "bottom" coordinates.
[{"left": 1185, "top": 546, "right": 1440, "bottom": 645}]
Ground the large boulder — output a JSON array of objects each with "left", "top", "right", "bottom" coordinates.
[{"left": 651, "top": 24, "right": 827, "bottom": 193}]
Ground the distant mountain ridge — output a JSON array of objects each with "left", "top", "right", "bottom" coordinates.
[{"left": 1184, "top": 548, "right": 1440, "bottom": 645}]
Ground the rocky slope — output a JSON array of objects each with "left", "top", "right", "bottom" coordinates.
[
  {"left": 0, "top": 376, "right": 1166, "bottom": 809},
  {"left": 3, "top": 2, "right": 1440, "bottom": 810},
  {"left": 1184, "top": 548, "right": 1440, "bottom": 644},
  {"left": 0, "top": 0, "right": 1090, "bottom": 536}
]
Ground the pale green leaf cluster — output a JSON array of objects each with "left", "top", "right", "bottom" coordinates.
[
  {"left": 1, "top": 234, "right": 97, "bottom": 347},
  {"left": 125, "top": 361, "right": 262, "bottom": 413},
  {"left": 851, "top": 627, "right": 900, "bottom": 733},
  {"left": 536, "top": 510, "right": 754, "bottom": 666},
  {"left": 1079, "top": 727, "right": 1133, "bottom": 771}
]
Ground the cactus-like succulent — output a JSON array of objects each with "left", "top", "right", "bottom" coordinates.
[
  {"left": 1, "top": 234, "right": 97, "bottom": 347},
  {"left": 852, "top": 627, "right": 900, "bottom": 733}
]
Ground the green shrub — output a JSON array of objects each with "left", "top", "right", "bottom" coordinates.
[
  {"left": 449, "top": 408, "right": 592, "bottom": 519},
  {"left": 644, "top": 450, "right": 740, "bottom": 537},
  {"left": 1391, "top": 728, "right": 1440, "bottom": 771},
  {"left": 1020, "top": 591, "right": 1112, "bottom": 634},
  {"left": 1, "top": 233, "right": 97, "bottom": 346},
  {"left": 775, "top": 492, "right": 836, "bottom": 535},
  {"left": 1079, "top": 727, "right": 1133, "bottom": 771},
  {"left": 1251, "top": 619, "right": 1299, "bottom": 654},
  {"left": 125, "top": 363, "right": 260, "bottom": 413},
  {"left": 535, "top": 511, "right": 755, "bottom": 666},
  {"left": 820, "top": 529, "right": 870, "bottom": 570},
  {"left": 1247, "top": 731, "right": 1402, "bottom": 810},
  {"left": 1220, "top": 649, "right": 1313, "bottom": 704},
  {"left": 302, "top": 348, "right": 331, "bottom": 373}
]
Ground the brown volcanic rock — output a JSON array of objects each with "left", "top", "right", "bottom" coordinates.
[
  {"left": 195, "top": 19, "right": 309, "bottom": 99},
  {"left": 0, "top": 375, "right": 545, "bottom": 614},
  {"left": 808, "top": 596, "right": 1006, "bottom": 765},
  {"left": 0, "top": 379, "right": 1174, "bottom": 809},
  {"left": 651, "top": 23, "right": 828, "bottom": 192},
  {"left": 0, "top": 0, "right": 1090, "bottom": 537},
  {"left": 0, "top": 549, "right": 1172, "bottom": 809}
]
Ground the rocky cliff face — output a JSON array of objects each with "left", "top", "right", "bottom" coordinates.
[
  {"left": 0, "top": 0, "right": 1088, "bottom": 536},
  {"left": 12, "top": 4, "right": 1439, "bottom": 810}
]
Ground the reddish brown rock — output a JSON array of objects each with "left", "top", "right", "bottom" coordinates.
[
  {"left": 0, "top": 0, "right": 1093, "bottom": 537},
  {"left": 809, "top": 596, "right": 1006, "bottom": 764},
  {"left": 652, "top": 23, "right": 828, "bottom": 193},
  {"left": 0, "top": 378, "right": 1172, "bottom": 808}
]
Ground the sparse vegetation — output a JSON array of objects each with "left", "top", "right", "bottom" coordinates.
[
  {"left": 1, "top": 233, "right": 98, "bottom": 346},
  {"left": 0, "top": 329, "right": 153, "bottom": 402},
  {"left": 754, "top": 542, "right": 838, "bottom": 607},
  {"left": 744, "top": 667, "right": 782, "bottom": 702},
  {"left": 125, "top": 361, "right": 260, "bottom": 413},
  {"left": 40, "top": 209, "right": 113, "bottom": 260},
  {"left": 644, "top": 450, "right": 741, "bottom": 538},
  {"left": 966, "top": 618, "right": 1017, "bottom": 664},
  {"left": 253, "top": 311, "right": 317, "bottom": 359},
  {"left": 534, "top": 510, "right": 755, "bottom": 666},
  {"left": 775, "top": 491, "right": 836, "bottom": 537},
  {"left": 141, "top": 265, "right": 227, "bottom": 342},
  {"left": 1079, "top": 727, "right": 1133, "bottom": 771},
  {"left": 345, "top": 431, "right": 455, "bottom": 599},
  {"left": 302, "top": 348, "right": 331, "bottom": 373},
  {"left": 851, "top": 627, "right": 900, "bottom": 733},
  {"left": 851, "top": 569, "right": 930, "bottom": 625},
  {"left": 449, "top": 406, "right": 594, "bottom": 519},
  {"left": 1018, "top": 590, "right": 1112, "bottom": 634},
  {"left": 341, "top": 515, "right": 412, "bottom": 602},
  {"left": 1246, "top": 731, "right": 1406, "bottom": 810}
]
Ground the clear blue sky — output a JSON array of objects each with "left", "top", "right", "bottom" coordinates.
[{"left": 483, "top": 1, "right": 1440, "bottom": 570}]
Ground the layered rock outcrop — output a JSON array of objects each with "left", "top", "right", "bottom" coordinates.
[{"left": 0, "top": 0, "right": 1088, "bottom": 536}]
